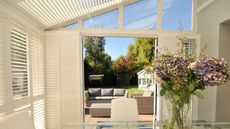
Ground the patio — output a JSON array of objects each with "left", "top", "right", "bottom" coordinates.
[{"left": 84, "top": 114, "right": 154, "bottom": 123}]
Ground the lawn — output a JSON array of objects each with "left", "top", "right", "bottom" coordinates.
[{"left": 125, "top": 85, "right": 144, "bottom": 94}]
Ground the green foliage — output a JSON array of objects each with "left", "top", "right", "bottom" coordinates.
[
  {"left": 84, "top": 37, "right": 116, "bottom": 87},
  {"left": 127, "top": 38, "right": 155, "bottom": 67},
  {"left": 84, "top": 37, "right": 112, "bottom": 74},
  {"left": 84, "top": 37, "right": 156, "bottom": 87}
]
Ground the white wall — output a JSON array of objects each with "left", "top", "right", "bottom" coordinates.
[
  {"left": 216, "top": 22, "right": 230, "bottom": 122},
  {"left": 198, "top": 0, "right": 230, "bottom": 121}
]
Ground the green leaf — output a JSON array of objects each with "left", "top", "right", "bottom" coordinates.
[
  {"left": 160, "top": 88, "right": 166, "bottom": 96},
  {"left": 188, "top": 83, "right": 195, "bottom": 92},
  {"left": 194, "top": 90, "right": 204, "bottom": 99},
  {"left": 172, "top": 93, "right": 180, "bottom": 101}
]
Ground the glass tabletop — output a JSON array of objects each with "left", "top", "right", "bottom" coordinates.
[{"left": 63, "top": 121, "right": 230, "bottom": 129}]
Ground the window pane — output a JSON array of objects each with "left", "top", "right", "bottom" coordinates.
[
  {"left": 83, "top": 10, "right": 118, "bottom": 29},
  {"left": 163, "top": 0, "right": 192, "bottom": 30},
  {"left": 64, "top": 23, "right": 78, "bottom": 29},
  {"left": 123, "top": 0, "right": 157, "bottom": 29}
]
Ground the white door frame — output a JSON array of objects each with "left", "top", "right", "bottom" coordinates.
[
  {"left": 55, "top": 28, "right": 200, "bottom": 122},
  {"left": 78, "top": 29, "right": 159, "bottom": 122}
]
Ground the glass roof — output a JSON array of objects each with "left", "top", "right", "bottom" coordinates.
[
  {"left": 18, "top": 0, "right": 123, "bottom": 27},
  {"left": 16, "top": 0, "right": 193, "bottom": 31}
]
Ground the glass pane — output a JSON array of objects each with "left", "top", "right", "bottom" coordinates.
[
  {"left": 64, "top": 23, "right": 78, "bottom": 29},
  {"left": 83, "top": 10, "right": 118, "bottom": 29},
  {"left": 123, "top": 0, "right": 157, "bottom": 29},
  {"left": 163, "top": 0, "right": 192, "bottom": 30}
]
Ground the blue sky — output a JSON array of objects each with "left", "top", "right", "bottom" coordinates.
[
  {"left": 78, "top": 0, "right": 192, "bottom": 60},
  {"left": 104, "top": 37, "right": 135, "bottom": 60}
]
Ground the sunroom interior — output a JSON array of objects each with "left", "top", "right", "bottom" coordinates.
[{"left": 0, "top": 0, "right": 230, "bottom": 129}]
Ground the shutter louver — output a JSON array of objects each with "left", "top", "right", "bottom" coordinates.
[
  {"left": 10, "top": 24, "right": 29, "bottom": 100},
  {"left": 31, "top": 34, "right": 44, "bottom": 96},
  {"left": 45, "top": 32, "right": 62, "bottom": 129},
  {"left": 33, "top": 99, "right": 45, "bottom": 129}
]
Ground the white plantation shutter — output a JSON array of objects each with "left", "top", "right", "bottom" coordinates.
[
  {"left": 45, "top": 31, "right": 62, "bottom": 129},
  {"left": 31, "top": 34, "right": 44, "bottom": 96},
  {"left": 0, "top": 8, "right": 6, "bottom": 106},
  {"left": 45, "top": 31, "right": 83, "bottom": 129},
  {"left": 30, "top": 32, "right": 46, "bottom": 129},
  {"left": 33, "top": 99, "right": 45, "bottom": 129},
  {"left": 10, "top": 23, "right": 29, "bottom": 100},
  {"left": 184, "top": 39, "right": 196, "bottom": 54}
]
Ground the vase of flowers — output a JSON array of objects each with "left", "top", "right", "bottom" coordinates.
[{"left": 152, "top": 35, "right": 229, "bottom": 129}]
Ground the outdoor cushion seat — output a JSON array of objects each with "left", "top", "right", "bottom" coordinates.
[
  {"left": 89, "top": 96, "right": 113, "bottom": 100},
  {"left": 113, "top": 89, "right": 125, "bottom": 96},
  {"left": 88, "top": 88, "right": 101, "bottom": 96},
  {"left": 101, "top": 88, "right": 113, "bottom": 96},
  {"left": 112, "top": 96, "right": 126, "bottom": 99},
  {"left": 85, "top": 88, "right": 128, "bottom": 107}
]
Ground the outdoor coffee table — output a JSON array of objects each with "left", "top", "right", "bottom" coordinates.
[{"left": 89, "top": 103, "right": 111, "bottom": 117}]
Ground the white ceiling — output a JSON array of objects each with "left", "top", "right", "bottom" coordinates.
[{"left": 14, "top": 0, "right": 125, "bottom": 28}]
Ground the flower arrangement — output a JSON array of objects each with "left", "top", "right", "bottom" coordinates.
[{"left": 152, "top": 33, "right": 229, "bottom": 129}]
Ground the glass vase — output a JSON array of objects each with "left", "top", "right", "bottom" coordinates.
[{"left": 162, "top": 93, "right": 192, "bottom": 129}]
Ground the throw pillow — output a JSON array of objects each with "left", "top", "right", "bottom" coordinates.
[
  {"left": 88, "top": 88, "right": 101, "bottom": 97},
  {"left": 113, "top": 89, "right": 125, "bottom": 96},
  {"left": 101, "top": 88, "right": 113, "bottom": 96}
]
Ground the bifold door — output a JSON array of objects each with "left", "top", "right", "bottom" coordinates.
[{"left": 45, "top": 30, "right": 83, "bottom": 129}]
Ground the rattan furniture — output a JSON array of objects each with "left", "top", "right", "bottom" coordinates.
[
  {"left": 89, "top": 103, "right": 111, "bottom": 117},
  {"left": 132, "top": 92, "right": 154, "bottom": 115},
  {"left": 85, "top": 88, "right": 128, "bottom": 107}
]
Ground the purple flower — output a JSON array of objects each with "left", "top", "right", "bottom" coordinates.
[
  {"left": 152, "top": 55, "right": 189, "bottom": 79},
  {"left": 192, "top": 57, "right": 229, "bottom": 86}
]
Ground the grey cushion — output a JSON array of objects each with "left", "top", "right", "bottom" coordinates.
[
  {"left": 88, "top": 88, "right": 101, "bottom": 97},
  {"left": 89, "top": 96, "right": 113, "bottom": 100},
  {"left": 100, "top": 96, "right": 113, "bottom": 99},
  {"left": 101, "top": 88, "right": 113, "bottom": 96},
  {"left": 143, "top": 91, "right": 153, "bottom": 97},
  {"left": 113, "top": 89, "right": 125, "bottom": 96}
]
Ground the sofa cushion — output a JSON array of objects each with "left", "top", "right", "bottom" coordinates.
[
  {"left": 88, "top": 88, "right": 101, "bottom": 97},
  {"left": 89, "top": 96, "right": 113, "bottom": 100},
  {"left": 101, "top": 88, "right": 113, "bottom": 96},
  {"left": 143, "top": 91, "right": 153, "bottom": 97},
  {"left": 113, "top": 89, "right": 125, "bottom": 96},
  {"left": 100, "top": 96, "right": 113, "bottom": 99}
]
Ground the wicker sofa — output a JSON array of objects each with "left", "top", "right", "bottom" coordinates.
[
  {"left": 132, "top": 91, "right": 154, "bottom": 114},
  {"left": 85, "top": 88, "right": 128, "bottom": 107}
]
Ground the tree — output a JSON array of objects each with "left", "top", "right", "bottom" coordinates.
[
  {"left": 127, "top": 38, "right": 155, "bottom": 67},
  {"left": 113, "top": 55, "right": 135, "bottom": 74},
  {"left": 84, "top": 37, "right": 112, "bottom": 74},
  {"left": 113, "top": 55, "right": 135, "bottom": 86},
  {"left": 125, "top": 38, "right": 156, "bottom": 85}
]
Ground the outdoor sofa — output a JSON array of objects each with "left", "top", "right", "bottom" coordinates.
[
  {"left": 85, "top": 88, "right": 128, "bottom": 107},
  {"left": 131, "top": 91, "right": 154, "bottom": 114}
]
